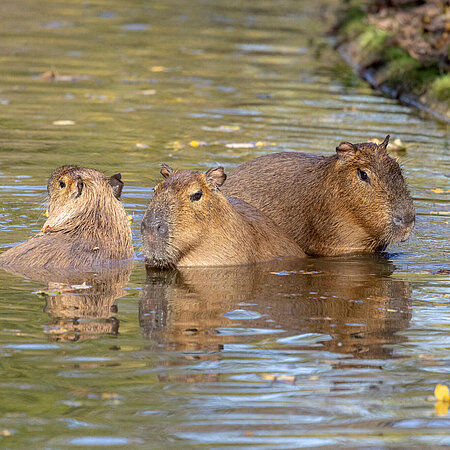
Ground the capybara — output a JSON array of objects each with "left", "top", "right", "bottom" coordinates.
[
  {"left": 0, "top": 166, "right": 134, "bottom": 269},
  {"left": 221, "top": 135, "right": 415, "bottom": 256},
  {"left": 141, "top": 165, "right": 305, "bottom": 267}
]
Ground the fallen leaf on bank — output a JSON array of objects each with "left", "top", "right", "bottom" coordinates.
[
  {"left": 435, "top": 383, "right": 450, "bottom": 402},
  {"left": 44, "top": 210, "right": 49, "bottom": 217},
  {"left": 128, "top": 215, "right": 134, "bottom": 224},
  {"left": 53, "top": 120, "right": 75, "bottom": 126}
]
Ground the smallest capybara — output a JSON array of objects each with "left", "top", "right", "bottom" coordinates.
[
  {"left": 141, "top": 164, "right": 305, "bottom": 268},
  {"left": 0, "top": 166, "right": 134, "bottom": 269}
]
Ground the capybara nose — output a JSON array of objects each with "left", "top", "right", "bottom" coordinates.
[
  {"left": 141, "top": 210, "right": 168, "bottom": 237},
  {"left": 393, "top": 212, "right": 415, "bottom": 228}
]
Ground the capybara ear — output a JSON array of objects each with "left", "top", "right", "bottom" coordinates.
[
  {"left": 160, "top": 164, "right": 174, "bottom": 179},
  {"left": 377, "top": 134, "right": 390, "bottom": 152},
  {"left": 336, "top": 141, "right": 357, "bottom": 159},
  {"left": 76, "top": 180, "right": 84, "bottom": 198},
  {"left": 109, "top": 173, "right": 124, "bottom": 199},
  {"left": 206, "top": 166, "right": 227, "bottom": 188}
]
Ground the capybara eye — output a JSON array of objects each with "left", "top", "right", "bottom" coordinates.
[
  {"left": 189, "top": 190, "right": 203, "bottom": 202},
  {"left": 357, "top": 169, "right": 370, "bottom": 183},
  {"left": 59, "top": 180, "right": 66, "bottom": 189}
]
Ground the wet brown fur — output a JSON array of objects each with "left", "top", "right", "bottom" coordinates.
[
  {"left": 142, "top": 167, "right": 305, "bottom": 267},
  {"left": 221, "top": 136, "right": 415, "bottom": 256},
  {"left": 0, "top": 166, "right": 134, "bottom": 269}
]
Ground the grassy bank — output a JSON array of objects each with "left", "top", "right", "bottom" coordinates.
[{"left": 333, "top": 0, "right": 449, "bottom": 121}]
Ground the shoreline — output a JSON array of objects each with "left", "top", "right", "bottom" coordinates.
[{"left": 332, "top": 1, "right": 449, "bottom": 123}]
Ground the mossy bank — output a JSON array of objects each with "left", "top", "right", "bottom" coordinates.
[{"left": 333, "top": 0, "right": 449, "bottom": 122}]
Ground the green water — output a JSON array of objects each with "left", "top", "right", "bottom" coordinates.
[{"left": 0, "top": 0, "right": 449, "bottom": 447}]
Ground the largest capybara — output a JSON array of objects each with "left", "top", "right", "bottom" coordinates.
[
  {"left": 141, "top": 164, "right": 305, "bottom": 267},
  {"left": 221, "top": 135, "right": 415, "bottom": 256},
  {"left": 0, "top": 166, "right": 134, "bottom": 269}
]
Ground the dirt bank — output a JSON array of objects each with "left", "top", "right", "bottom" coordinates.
[{"left": 333, "top": 0, "right": 449, "bottom": 122}]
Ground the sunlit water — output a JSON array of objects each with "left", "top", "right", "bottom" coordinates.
[{"left": 0, "top": 0, "right": 448, "bottom": 447}]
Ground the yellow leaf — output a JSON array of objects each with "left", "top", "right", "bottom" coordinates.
[
  {"left": 151, "top": 66, "right": 165, "bottom": 72},
  {"left": 434, "top": 383, "right": 450, "bottom": 402},
  {"left": 261, "top": 373, "right": 277, "bottom": 381},
  {"left": 432, "top": 188, "right": 444, "bottom": 193},
  {"left": 278, "top": 374, "right": 295, "bottom": 382},
  {"left": 128, "top": 215, "right": 133, "bottom": 224},
  {"left": 435, "top": 401, "right": 449, "bottom": 416},
  {"left": 309, "top": 375, "right": 319, "bottom": 380},
  {"left": 44, "top": 210, "right": 49, "bottom": 217}
]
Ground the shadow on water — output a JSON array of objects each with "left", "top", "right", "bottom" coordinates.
[
  {"left": 140, "top": 255, "right": 412, "bottom": 366},
  {"left": 0, "top": 263, "right": 132, "bottom": 341}
]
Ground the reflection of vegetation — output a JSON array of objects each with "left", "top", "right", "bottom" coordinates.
[{"left": 334, "top": 0, "right": 449, "bottom": 120}]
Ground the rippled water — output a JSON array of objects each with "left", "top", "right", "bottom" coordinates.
[{"left": 0, "top": 0, "right": 448, "bottom": 447}]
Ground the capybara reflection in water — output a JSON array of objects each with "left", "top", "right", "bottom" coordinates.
[
  {"left": 221, "top": 135, "right": 415, "bottom": 256},
  {"left": 0, "top": 166, "right": 134, "bottom": 269},
  {"left": 141, "top": 165, "right": 305, "bottom": 267}
]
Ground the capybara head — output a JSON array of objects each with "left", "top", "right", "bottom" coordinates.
[
  {"left": 141, "top": 165, "right": 227, "bottom": 268},
  {"left": 333, "top": 135, "right": 415, "bottom": 250},
  {"left": 44, "top": 166, "right": 127, "bottom": 233},
  {"left": 42, "top": 165, "right": 134, "bottom": 261}
]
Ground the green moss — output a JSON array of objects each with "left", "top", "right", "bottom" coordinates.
[
  {"left": 431, "top": 75, "right": 450, "bottom": 101},
  {"left": 383, "top": 49, "right": 439, "bottom": 94},
  {"left": 338, "top": 4, "right": 367, "bottom": 38},
  {"left": 358, "top": 28, "right": 391, "bottom": 56}
]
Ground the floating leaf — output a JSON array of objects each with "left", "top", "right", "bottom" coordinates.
[
  {"left": 135, "top": 143, "right": 149, "bottom": 149},
  {"left": 435, "top": 383, "right": 450, "bottom": 402},
  {"left": 189, "top": 140, "right": 207, "bottom": 147},
  {"left": 432, "top": 188, "right": 450, "bottom": 193},
  {"left": 435, "top": 401, "right": 449, "bottom": 416},
  {"left": 140, "top": 89, "right": 156, "bottom": 95},
  {"left": 34, "top": 289, "right": 62, "bottom": 297},
  {"left": 53, "top": 120, "right": 75, "bottom": 126}
]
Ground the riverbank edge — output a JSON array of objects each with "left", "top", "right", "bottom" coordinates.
[{"left": 331, "top": 4, "right": 450, "bottom": 123}]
